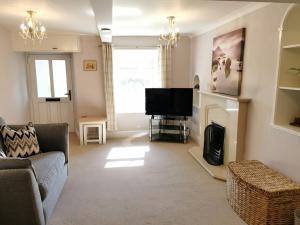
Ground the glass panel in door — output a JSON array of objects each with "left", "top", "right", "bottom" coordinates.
[
  {"left": 35, "top": 60, "right": 51, "bottom": 98},
  {"left": 52, "top": 60, "right": 68, "bottom": 98}
]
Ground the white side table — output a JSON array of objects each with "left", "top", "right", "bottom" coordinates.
[
  {"left": 84, "top": 124, "right": 103, "bottom": 145},
  {"left": 79, "top": 117, "right": 107, "bottom": 145}
]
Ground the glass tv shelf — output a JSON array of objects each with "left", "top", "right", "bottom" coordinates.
[{"left": 149, "top": 115, "right": 190, "bottom": 143}]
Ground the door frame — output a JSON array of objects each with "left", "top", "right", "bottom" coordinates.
[{"left": 26, "top": 53, "right": 75, "bottom": 130}]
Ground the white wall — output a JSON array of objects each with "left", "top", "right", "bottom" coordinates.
[
  {"left": 190, "top": 3, "right": 300, "bottom": 182},
  {"left": 172, "top": 36, "right": 191, "bottom": 88},
  {"left": 72, "top": 35, "right": 106, "bottom": 131},
  {"left": 0, "top": 26, "right": 28, "bottom": 124}
]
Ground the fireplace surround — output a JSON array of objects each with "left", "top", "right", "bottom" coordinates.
[{"left": 189, "top": 91, "right": 250, "bottom": 180}]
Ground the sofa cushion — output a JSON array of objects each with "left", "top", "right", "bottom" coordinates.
[
  {"left": 0, "top": 150, "right": 6, "bottom": 158},
  {"left": 0, "top": 117, "right": 5, "bottom": 126},
  {"left": 1, "top": 124, "right": 40, "bottom": 157},
  {"left": 0, "top": 117, "right": 6, "bottom": 158},
  {"left": 29, "top": 151, "right": 65, "bottom": 201}
]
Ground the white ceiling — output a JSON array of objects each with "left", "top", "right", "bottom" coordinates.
[
  {"left": 0, "top": 0, "right": 291, "bottom": 36},
  {"left": 111, "top": 0, "right": 266, "bottom": 36},
  {"left": 0, "top": 0, "right": 97, "bottom": 34}
]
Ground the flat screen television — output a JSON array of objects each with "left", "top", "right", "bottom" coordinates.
[{"left": 145, "top": 88, "right": 193, "bottom": 116}]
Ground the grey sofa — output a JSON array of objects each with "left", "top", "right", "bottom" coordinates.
[{"left": 0, "top": 117, "right": 69, "bottom": 225}]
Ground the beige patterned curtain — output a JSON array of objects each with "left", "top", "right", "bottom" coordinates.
[
  {"left": 160, "top": 45, "right": 172, "bottom": 88},
  {"left": 101, "top": 43, "right": 117, "bottom": 131}
]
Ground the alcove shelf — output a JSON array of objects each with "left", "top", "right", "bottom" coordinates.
[
  {"left": 272, "top": 124, "right": 300, "bottom": 136},
  {"left": 279, "top": 86, "right": 300, "bottom": 91},
  {"left": 282, "top": 44, "right": 300, "bottom": 49},
  {"left": 273, "top": 5, "right": 300, "bottom": 136}
]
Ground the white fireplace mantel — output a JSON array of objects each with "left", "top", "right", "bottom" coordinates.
[{"left": 189, "top": 91, "right": 251, "bottom": 180}]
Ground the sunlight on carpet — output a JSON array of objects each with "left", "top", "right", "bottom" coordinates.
[{"left": 104, "top": 146, "right": 150, "bottom": 168}]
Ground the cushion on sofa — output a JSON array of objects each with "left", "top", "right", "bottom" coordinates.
[
  {"left": 0, "top": 117, "right": 6, "bottom": 158},
  {"left": 0, "top": 150, "right": 6, "bottom": 158},
  {"left": 0, "top": 117, "right": 5, "bottom": 126},
  {"left": 0, "top": 124, "right": 40, "bottom": 157},
  {"left": 29, "top": 151, "right": 65, "bottom": 201}
]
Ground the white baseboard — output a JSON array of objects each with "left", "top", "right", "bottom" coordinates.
[
  {"left": 75, "top": 127, "right": 148, "bottom": 140},
  {"left": 107, "top": 130, "right": 149, "bottom": 139}
]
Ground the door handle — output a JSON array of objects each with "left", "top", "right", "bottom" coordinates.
[{"left": 65, "top": 90, "right": 72, "bottom": 101}]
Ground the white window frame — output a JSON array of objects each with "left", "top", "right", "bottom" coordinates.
[{"left": 112, "top": 47, "right": 161, "bottom": 114}]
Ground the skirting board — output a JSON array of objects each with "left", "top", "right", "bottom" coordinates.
[
  {"left": 75, "top": 128, "right": 149, "bottom": 140},
  {"left": 189, "top": 146, "right": 226, "bottom": 181},
  {"left": 107, "top": 130, "right": 148, "bottom": 139}
]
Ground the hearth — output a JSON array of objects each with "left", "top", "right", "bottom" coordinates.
[{"left": 203, "top": 122, "right": 225, "bottom": 166}]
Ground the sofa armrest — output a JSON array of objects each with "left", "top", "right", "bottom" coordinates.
[
  {"left": 0, "top": 169, "right": 45, "bottom": 225},
  {"left": 0, "top": 158, "right": 38, "bottom": 179},
  {"left": 0, "top": 158, "right": 32, "bottom": 170}
]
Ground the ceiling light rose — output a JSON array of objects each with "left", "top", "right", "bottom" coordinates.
[
  {"left": 159, "top": 16, "right": 180, "bottom": 48},
  {"left": 19, "top": 10, "right": 46, "bottom": 41}
]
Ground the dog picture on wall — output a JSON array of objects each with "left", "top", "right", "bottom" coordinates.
[{"left": 211, "top": 28, "right": 246, "bottom": 96}]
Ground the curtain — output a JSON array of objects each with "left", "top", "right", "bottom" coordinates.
[
  {"left": 101, "top": 43, "right": 117, "bottom": 131},
  {"left": 160, "top": 45, "right": 172, "bottom": 88}
]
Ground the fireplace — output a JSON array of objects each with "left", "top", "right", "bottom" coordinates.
[
  {"left": 189, "top": 91, "right": 250, "bottom": 180},
  {"left": 203, "top": 122, "right": 225, "bottom": 166}
]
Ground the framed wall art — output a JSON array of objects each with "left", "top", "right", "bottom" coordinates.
[
  {"left": 83, "top": 60, "right": 97, "bottom": 71},
  {"left": 211, "top": 28, "right": 246, "bottom": 96}
]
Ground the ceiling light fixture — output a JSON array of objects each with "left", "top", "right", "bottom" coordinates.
[
  {"left": 19, "top": 10, "right": 46, "bottom": 41},
  {"left": 159, "top": 16, "right": 180, "bottom": 48}
]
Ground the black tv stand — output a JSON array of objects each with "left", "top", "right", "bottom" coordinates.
[{"left": 149, "top": 115, "right": 190, "bottom": 143}]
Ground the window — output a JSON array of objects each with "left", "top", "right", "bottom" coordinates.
[
  {"left": 113, "top": 48, "right": 161, "bottom": 113},
  {"left": 34, "top": 58, "right": 69, "bottom": 98}
]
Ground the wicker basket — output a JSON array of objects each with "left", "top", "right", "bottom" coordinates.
[{"left": 227, "top": 160, "right": 300, "bottom": 225}]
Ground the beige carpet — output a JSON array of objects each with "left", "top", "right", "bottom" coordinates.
[{"left": 49, "top": 134, "right": 246, "bottom": 225}]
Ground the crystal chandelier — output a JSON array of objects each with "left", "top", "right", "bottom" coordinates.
[
  {"left": 159, "top": 16, "right": 180, "bottom": 47},
  {"left": 19, "top": 10, "right": 46, "bottom": 41}
]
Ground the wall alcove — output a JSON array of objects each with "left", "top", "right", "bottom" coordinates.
[
  {"left": 191, "top": 74, "right": 201, "bottom": 140},
  {"left": 273, "top": 4, "right": 300, "bottom": 136},
  {"left": 193, "top": 74, "right": 200, "bottom": 108}
]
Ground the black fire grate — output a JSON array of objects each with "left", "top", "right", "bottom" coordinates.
[{"left": 203, "top": 122, "right": 225, "bottom": 166}]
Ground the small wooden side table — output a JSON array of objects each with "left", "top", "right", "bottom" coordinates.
[{"left": 79, "top": 117, "right": 107, "bottom": 145}]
